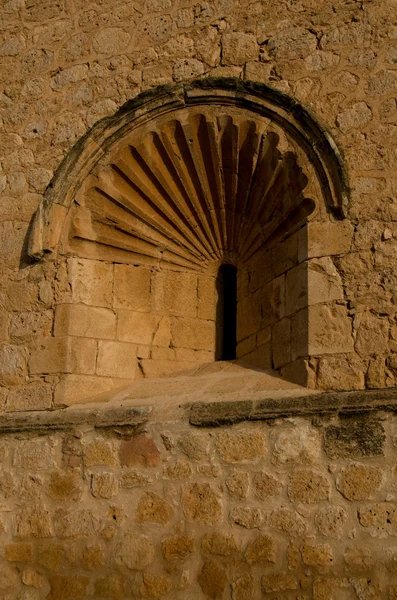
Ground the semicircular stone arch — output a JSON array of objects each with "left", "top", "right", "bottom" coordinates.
[{"left": 27, "top": 80, "right": 353, "bottom": 406}]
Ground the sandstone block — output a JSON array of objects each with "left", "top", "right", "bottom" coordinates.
[
  {"left": 37, "top": 543, "right": 64, "bottom": 571},
  {"left": 120, "top": 469, "right": 152, "bottom": 488},
  {"left": 268, "top": 508, "right": 306, "bottom": 536},
  {"left": 21, "top": 568, "right": 44, "bottom": 588},
  {"left": 54, "top": 508, "right": 95, "bottom": 539},
  {"left": 84, "top": 439, "right": 117, "bottom": 468},
  {"left": 230, "top": 507, "right": 262, "bottom": 529},
  {"left": 317, "top": 355, "right": 365, "bottom": 391},
  {"left": 7, "top": 383, "right": 52, "bottom": 411},
  {"left": 198, "top": 560, "right": 227, "bottom": 600},
  {"left": 231, "top": 574, "right": 254, "bottom": 600},
  {"left": 81, "top": 544, "right": 105, "bottom": 569},
  {"left": 14, "top": 438, "right": 55, "bottom": 470},
  {"left": 201, "top": 531, "right": 238, "bottom": 557},
  {"left": 152, "top": 270, "right": 197, "bottom": 317},
  {"left": 14, "top": 505, "right": 53, "bottom": 538},
  {"left": 171, "top": 317, "right": 215, "bottom": 350},
  {"left": 198, "top": 274, "right": 217, "bottom": 320},
  {"left": 253, "top": 471, "right": 282, "bottom": 499},
  {"left": 136, "top": 492, "right": 173, "bottom": 525},
  {"left": 354, "top": 312, "right": 389, "bottom": 357},
  {"left": 94, "top": 575, "right": 125, "bottom": 599},
  {"left": 268, "top": 27, "right": 317, "bottom": 60},
  {"left": 163, "top": 459, "right": 192, "bottom": 479},
  {"left": 262, "top": 572, "right": 298, "bottom": 593},
  {"left": 54, "top": 304, "right": 116, "bottom": 339},
  {"left": 93, "top": 27, "right": 131, "bottom": 55},
  {"left": 91, "top": 472, "right": 118, "bottom": 499},
  {"left": 173, "top": 58, "right": 205, "bottom": 81},
  {"left": 324, "top": 420, "right": 385, "bottom": 458},
  {"left": 117, "top": 310, "right": 160, "bottom": 345},
  {"left": 272, "top": 318, "right": 291, "bottom": 369},
  {"left": 225, "top": 471, "right": 250, "bottom": 500},
  {"left": 360, "top": 503, "right": 397, "bottom": 536},
  {"left": 272, "top": 425, "right": 321, "bottom": 465},
  {"left": 54, "top": 374, "right": 119, "bottom": 405},
  {"left": 244, "top": 60, "right": 272, "bottom": 82},
  {"left": 245, "top": 534, "right": 276, "bottom": 564},
  {"left": 141, "top": 573, "right": 172, "bottom": 598},
  {"left": 288, "top": 470, "right": 330, "bottom": 503},
  {"left": 337, "top": 463, "right": 383, "bottom": 500},
  {"left": 4, "top": 542, "right": 33, "bottom": 561},
  {"left": 304, "top": 220, "right": 354, "bottom": 260},
  {"left": 47, "top": 472, "right": 81, "bottom": 501},
  {"left": 216, "top": 430, "right": 266, "bottom": 463},
  {"left": 182, "top": 483, "right": 222, "bottom": 525},
  {"left": 96, "top": 339, "right": 136, "bottom": 378},
  {"left": 115, "top": 533, "right": 154, "bottom": 570},
  {"left": 119, "top": 434, "right": 160, "bottom": 468},
  {"left": 113, "top": 264, "right": 151, "bottom": 311},
  {"left": 67, "top": 258, "right": 113, "bottom": 307},
  {"left": 29, "top": 336, "right": 97, "bottom": 375},
  {"left": 162, "top": 534, "right": 195, "bottom": 560},
  {"left": 48, "top": 575, "right": 89, "bottom": 600},
  {"left": 222, "top": 32, "right": 258, "bottom": 65},
  {"left": 0, "top": 343, "right": 27, "bottom": 385},
  {"left": 301, "top": 543, "right": 333, "bottom": 570},
  {"left": 315, "top": 506, "right": 347, "bottom": 538},
  {"left": 336, "top": 102, "right": 372, "bottom": 132}
]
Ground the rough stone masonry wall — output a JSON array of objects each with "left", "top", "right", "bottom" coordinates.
[
  {"left": 1, "top": 406, "right": 397, "bottom": 599},
  {"left": 2, "top": 0, "right": 397, "bottom": 408}
]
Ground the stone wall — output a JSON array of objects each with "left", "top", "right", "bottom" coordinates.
[
  {"left": 0, "top": 399, "right": 396, "bottom": 599},
  {"left": 2, "top": 0, "right": 397, "bottom": 410}
]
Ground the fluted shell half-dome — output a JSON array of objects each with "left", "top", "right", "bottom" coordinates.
[{"left": 66, "top": 105, "right": 320, "bottom": 270}]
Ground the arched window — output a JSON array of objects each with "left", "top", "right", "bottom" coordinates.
[{"left": 27, "top": 80, "right": 350, "bottom": 405}]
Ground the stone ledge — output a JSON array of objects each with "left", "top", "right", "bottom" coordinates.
[
  {"left": 1, "top": 388, "right": 397, "bottom": 433},
  {"left": 189, "top": 388, "right": 397, "bottom": 427}
]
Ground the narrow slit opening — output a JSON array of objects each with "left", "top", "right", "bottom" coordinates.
[{"left": 216, "top": 264, "right": 237, "bottom": 360}]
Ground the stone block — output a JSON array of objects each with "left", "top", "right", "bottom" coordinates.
[
  {"left": 324, "top": 420, "right": 385, "bottom": 458},
  {"left": 14, "top": 506, "right": 53, "bottom": 538},
  {"left": 198, "top": 560, "right": 227, "bottom": 600},
  {"left": 119, "top": 435, "right": 160, "bottom": 468},
  {"left": 230, "top": 507, "right": 262, "bottom": 529},
  {"left": 216, "top": 430, "right": 267, "bottom": 463},
  {"left": 231, "top": 574, "right": 254, "bottom": 600},
  {"left": 225, "top": 471, "right": 250, "bottom": 500},
  {"left": 84, "top": 439, "right": 117, "bottom": 468},
  {"left": 314, "top": 506, "right": 347, "bottom": 538},
  {"left": 0, "top": 343, "right": 28, "bottom": 385},
  {"left": 91, "top": 472, "right": 118, "bottom": 499},
  {"left": 317, "top": 355, "right": 365, "bottom": 391},
  {"left": 162, "top": 534, "right": 195, "bottom": 560},
  {"left": 182, "top": 483, "right": 222, "bottom": 525},
  {"left": 81, "top": 544, "right": 105, "bottom": 569},
  {"left": 152, "top": 270, "right": 198, "bottom": 317},
  {"left": 201, "top": 532, "right": 238, "bottom": 556},
  {"left": 337, "top": 463, "right": 383, "bottom": 500},
  {"left": 292, "top": 303, "right": 354, "bottom": 360},
  {"left": 272, "top": 318, "right": 291, "bottom": 369},
  {"left": 272, "top": 232, "right": 299, "bottom": 277},
  {"left": 113, "top": 264, "right": 151, "bottom": 311},
  {"left": 268, "top": 508, "right": 306, "bottom": 537},
  {"left": 222, "top": 32, "right": 258, "bottom": 65},
  {"left": 96, "top": 340, "right": 136, "bottom": 379},
  {"left": 163, "top": 459, "right": 191, "bottom": 479},
  {"left": 115, "top": 533, "right": 154, "bottom": 570},
  {"left": 302, "top": 220, "right": 354, "bottom": 260},
  {"left": 245, "top": 534, "right": 276, "bottom": 564},
  {"left": 67, "top": 257, "right": 113, "bottom": 307},
  {"left": 48, "top": 575, "right": 89, "bottom": 600},
  {"left": 261, "top": 573, "right": 298, "bottom": 593},
  {"left": 54, "top": 374, "right": 120, "bottom": 406},
  {"left": 117, "top": 310, "right": 160, "bottom": 345},
  {"left": 288, "top": 470, "right": 330, "bottom": 503},
  {"left": 301, "top": 543, "right": 333, "bottom": 569},
  {"left": 272, "top": 425, "right": 321, "bottom": 465},
  {"left": 10, "top": 310, "right": 52, "bottom": 341},
  {"left": 354, "top": 312, "right": 389, "bottom": 357},
  {"left": 198, "top": 274, "right": 216, "bottom": 320},
  {"left": 47, "top": 472, "right": 81, "bottom": 501},
  {"left": 29, "top": 336, "right": 97, "bottom": 375},
  {"left": 253, "top": 471, "right": 283, "bottom": 499},
  {"left": 358, "top": 503, "right": 397, "bottom": 537},
  {"left": 171, "top": 317, "right": 215, "bottom": 350},
  {"left": 54, "top": 304, "right": 116, "bottom": 339},
  {"left": 4, "top": 542, "right": 33, "bottom": 562},
  {"left": 6, "top": 383, "right": 52, "bottom": 411},
  {"left": 136, "top": 492, "right": 173, "bottom": 525}
]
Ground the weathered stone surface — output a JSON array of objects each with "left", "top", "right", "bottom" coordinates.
[
  {"left": 272, "top": 425, "right": 321, "bottom": 465},
  {"left": 162, "top": 534, "right": 195, "bottom": 560},
  {"left": 216, "top": 430, "right": 266, "bottom": 463},
  {"left": 201, "top": 531, "right": 238, "bottom": 556},
  {"left": 115, "top": 534, "right": 154, "bottom": 570},
  {"left": 288, "top": 470, "right": 331, "bottom": 503},
  {"left": 230, "top": 507, "right": 262, "bottom": 529},
  {"left": 119, "top": 435, "right": 160, "bottom": 468},
  {"left": 315, "top": 506, "right": 347, "bottom": 538},
  {"left": 301, "top": 543, "right": 333, "bottom": 569},
  {"left": 253, "top": 470, "right": 282, "bottom": 499},
  {"left": 324, "top": 420, "right": 385, "bottom": 459},
  {"left": 84, "top": 440, "right": 117, "bottom": 467},
  {"left": 14, "top": 505, "right": 53, "bottom": 538},
  {"left": 358, "top": 504, "right": 397, "bottom": 537},
  {"left": 245, "top": 534, "right": 276, "bottom": 564},
  {"left": 337, "top": 463, "right": 383, "bottom": 500},
  {"left": 4, "top": 542, "right": 33, "bottom": 561},
  {"left": 222, "top": 32, "right": 258, "bottom": 65},
  {"left": 225, "top": 471, "right": 250, "bottom": 500},
  {"left": 261, "top": 572, "right": 298, "bottom": 593},
  {"left": 198, "top": 560, "right": 227, "bottom": 600},
  {"left": 141, "top": 573, "right": 172, "bottom": 598},
  {"left": 136, "top": 492, "right": 173, "bottom": 525},
  {"left": 91, "top": 472, "right": 118, "bottom": 498},
  {"left": 183, "top": 483, "right": 222, "bottom": 525},
  {"left": 48, "top": 575, "right": 89, "bottom": 600}
]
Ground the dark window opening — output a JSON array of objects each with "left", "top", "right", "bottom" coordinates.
[{"left": 216, "top": 264, "right": 237, "bottom": 360}]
